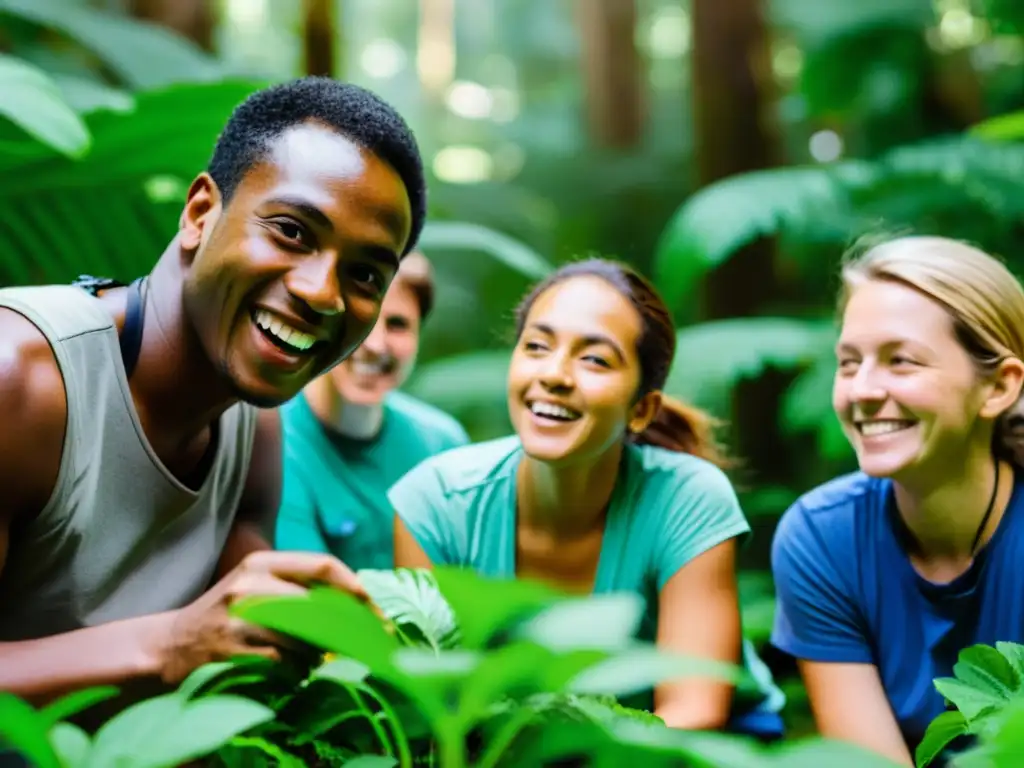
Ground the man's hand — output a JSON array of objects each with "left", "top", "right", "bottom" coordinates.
[{"left": 155, "top": 550, "right": 367, "bottom": 685}]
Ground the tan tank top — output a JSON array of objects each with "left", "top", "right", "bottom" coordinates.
[{"left": 0, "top": 284, "right": 257, "bottom": 641}]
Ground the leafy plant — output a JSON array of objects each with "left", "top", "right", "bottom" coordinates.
[
  {"left": 0, "top": 567, "right": 910, "bottom": 767},
  {"left": 651, "top": 135, "right": 1024, "bottom": 321},
  {"left": 916, "top": 642, "right": 1024, "bottom": 767}
]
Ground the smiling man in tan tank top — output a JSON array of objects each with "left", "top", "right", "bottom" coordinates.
[{"left": 0, "top": 76, "right": 427, "bottom": 708}]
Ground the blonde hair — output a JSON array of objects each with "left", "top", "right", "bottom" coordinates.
[{"left": 839, "top": 235, "right": 1024, "bottom": 460}]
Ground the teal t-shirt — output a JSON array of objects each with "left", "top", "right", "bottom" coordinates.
[
  {"left": 275, "top": 390, "right": 470, "bottom": 569},
  {"left": 388, "top": 435, "right": 751, "bottom": 639},
  {"left": 387, "top": 435, "right": 787, "bottom": 732}
]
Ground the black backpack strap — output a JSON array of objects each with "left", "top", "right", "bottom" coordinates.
[{"left": 72, "top": 274, "right": 147, "bottom": 379}]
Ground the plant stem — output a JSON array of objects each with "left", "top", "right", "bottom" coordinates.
[
  {"left": 473, "top": 709, "right": 534, "bottom": 768},
  {"left": 437, "top": 729, "right": 465, "bottom": 768},
  {"left": 348, "top": 685, "right": 395, "bottom": 757},
  {"left": 357, "top": 684, "right": 414, "bottom": 768}
]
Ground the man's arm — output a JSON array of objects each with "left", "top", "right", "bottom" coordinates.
[
  {"left": 215, "top": 407, "right": 283, "bottom": 579},
  {"left": 0, "top": 308, "right": 175, "bottom": 704}
]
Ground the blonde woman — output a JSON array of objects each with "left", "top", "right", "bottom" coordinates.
[{"left": 771, "top": 236, "right": 1024, "bottom": 765}]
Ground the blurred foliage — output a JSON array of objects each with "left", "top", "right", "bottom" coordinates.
[{"left": 3, "top": 0, "right": 1024, "bottom": 748}]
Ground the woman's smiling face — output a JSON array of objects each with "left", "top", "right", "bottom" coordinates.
[
  {"left": 508, "top": 275, "right": 658, "bottom": 466},
  {"left": 833, "top": 279, "right": 994, "bottom": 479}
]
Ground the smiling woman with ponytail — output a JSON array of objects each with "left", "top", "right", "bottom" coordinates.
[{"left": 387, "top": 258, "right": 783, "bottom": 738}]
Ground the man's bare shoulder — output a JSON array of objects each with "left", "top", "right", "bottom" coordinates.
[{"left": 0, "top": 307, "right": 69, "bottom": 518}]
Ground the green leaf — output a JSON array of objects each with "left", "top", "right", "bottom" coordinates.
[
  {"left": 39, "top": 685, "right": 120, "bottom": 726},
  {"left": 934, "top": 677, "right": 1006, "bottom": 721},
  {"left": 665, "top": 318, "right": 836, "bottom": 416},
  {"left": 393, "top": 648, "right": 481, "bottom": 678},
  {"left": 49, "top": 722, "right": 92, "bottom": 768},
  {"left": 953, "top": 645, "right": 1020, "bottom": 700},
  {"left": 431, "top": 567, "right": 564, "bottom": 649},
  {"left": 0, "top": 692, "right": 59, "bottom": 768},
  {"left": 517, "top": 593, "right": 645, "bottom": 652},
  {"left": 566, "top": 645, "right": 739, "bottom": 697},
  {"left": 0, "top": 0, "right": 224, "bottom": 89},
  {"left": 652, "top": 166, "right": 870, "bottom": 318},
  {"left": 0, "top": 53, "right": 90, "bottom": 158},
  {"left": 418, "top": 221, "right": 554, "bottom": 280},
  {"left": 312, "top": 657, "right": 371, "bottom": 685},
  {"left": 358, "top": 567, "right": 460, "bottom": 651},
  {"left": 768, "top": 736, "right": 908, "bottom": 766},
  {"left": 996, "top": 642, "right": 1024, "bottom": 679},
  {"left": 227, "top": 736, "right": 306, "bottom": 768},
  {"left": 52, "top": 73, "right": 134, "bottom": 115},
  {"left": 971, "top": 110, "right": 1024, "bottom": 142},
  {"left": 87, "top": 693, "right": 274, "bottom": 768},
  {"left": 231, "top": 586, "right": 401, "bottom": 672},
  {"left": 916, "top": 710, "right": 969, "bottom": 767},
  {"left": 176, "top": 661, "right": 240, "bottom": 700},
  {"left": 342, "top": 756, "right": 399, "bottom": 767}
]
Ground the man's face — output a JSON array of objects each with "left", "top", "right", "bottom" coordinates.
[
  {"left": 180, "top": 122, "right": 413, "bottom": 407},
  {"left": 328, "top": 266, "right": 423, "bottom": 406}
]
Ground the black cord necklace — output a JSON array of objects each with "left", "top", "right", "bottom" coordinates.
[{"left": 970, "top": 459, "right": 1001, "bottom": 555}]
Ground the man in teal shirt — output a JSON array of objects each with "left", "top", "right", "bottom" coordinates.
[{"left": 275, "top": 252, "right": 469, "bottom": 568}]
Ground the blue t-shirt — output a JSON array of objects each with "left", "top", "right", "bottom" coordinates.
[
  {"left": 275, "top": 390, "right": 469, "bottom": 569},
  {"left": 771, "top": 470, "right": 1024, "bottom": 751}
]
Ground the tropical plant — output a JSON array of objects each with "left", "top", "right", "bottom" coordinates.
[
  {"left": 916, "top": 641, "right": 1024, "bottom": 768},
  {"left": 0, "top": 567, "right": 902, "bottom": 768}
]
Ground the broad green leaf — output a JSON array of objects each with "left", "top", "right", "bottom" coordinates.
[
  {"left": 418, "top": 221, "right": 554, "bottom": 280},
  {"left": 652, "top": 166, "right": 871, "bottom": 318},
  {"left": 934, "top": 677, "right": 1005, "bottom": 721},
  {"left": 1, "top": 80, "right": 266, "bottom": 188},
  {"left": 971, "top": 700, "right": 1024, "bottom": 763},
  {"left": 176, "top": 661, "right": 239, "bottom": 700},
  {"left": 49, "top": 722, "right": 91, "bottom": 768},
  {"left": 389, "top": 648, "right": 481, "bottom": 722},
  {"left": 231, "top": 586, "right": 401, "bottom": 672},
  {"left": 0, "top": 692, "right": 59, "bottom": 768},
  {"left": 358, "top": 567, "right": 460, "bottom": 651},
  {"left": 431, "top": 567, "right": 564, "bottom": 649},
  {"left": 343, "top": 756, "right": 399, "bottom": 767},
  {"left": 87, "top": 693, "right": 273, "bottom": 768},
  {"left": 916, "top": 710, "right": 969, "bottom": 767},
  {"left": 0, "top": 0, "right": 224, "bottom": 89},
  {"left": 392, "top": 648, "right": 480, "bottom": 677},
  {"left": 312, "top": 657, "right": 372, "bottom": 684},
  {"left": 767, "top": 736, "right": 907, "bottom": 766},
  {"left": 972, "top": 110, "right": 1024, "bottom": 142},
  {"left": 953, "top": 645, "right": 1020, "bottom": 700},
  {"left": 52, "top": 73, "right": 134, "bottom": 115},
  {"left": 607, "top": 723, "right": 763, "bottom": 767},
  {"left": 996, "top": 642, "right": 1024, "bottom": 679},
  {"left": 0, "top": 53, "right": 90, "bottom": 159},
  {"left": 39, "top": 685, "right": 119, "bottom": 725},
  {"left": 566, "top": 646, "right": 739, "bottom": 697},
  {"left": 457, "top": 642, "right": 556, "bottom": 717},
  {"left": 665, "top": 318, "right": 836, "bottom": 417},
  {"left": 517, "top": 593, "right": 645, "bottom": 652}
]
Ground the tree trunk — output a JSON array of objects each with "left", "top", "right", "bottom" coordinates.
[
  {"left": 689, "top": 0, "right": 789, "bottom": 511},
  {"left": 303, "top": 0, "right": 337, "bottom": 78},
  {"left": 576, "top": 0, "right": 644, "bottom": 148},
  {"left": 126, "top": 0, "right": 213, "bottom": 51}
]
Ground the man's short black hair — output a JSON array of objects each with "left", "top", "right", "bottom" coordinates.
[{"left": 208, "top": 76, "right": 426, "bottom": 255}]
